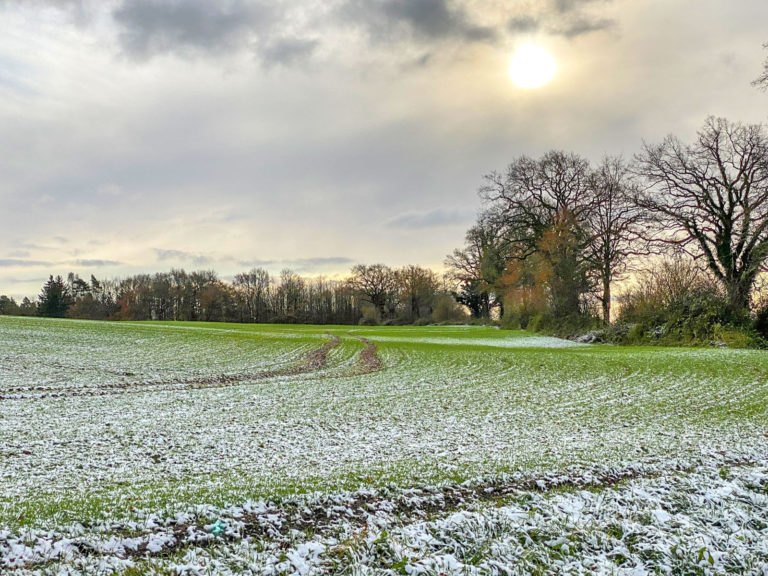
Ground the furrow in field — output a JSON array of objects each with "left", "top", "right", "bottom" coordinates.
[
  {"left": 0, "top": 335, "right": 341, "bottom": 400},
  {"left": 346, "top": 336, "right": 382, "bottom": 376}
]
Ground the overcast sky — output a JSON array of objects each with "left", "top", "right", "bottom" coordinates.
[{"left": 1, "top": 0, "right": 767, "bottom": 298}]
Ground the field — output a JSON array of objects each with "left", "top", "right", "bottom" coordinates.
[{"left": 1, "top": 316, "right": 767, "bottom": 575}]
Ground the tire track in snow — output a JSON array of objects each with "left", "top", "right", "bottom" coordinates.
[
  {"left": 350, "top": 337, "right": 382, "bottom": 376},
  {"left": 0, "top": 335, "right": 342, "bottom": 401}
]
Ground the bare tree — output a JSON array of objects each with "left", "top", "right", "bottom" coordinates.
[
  {"left": 348, "top": 264, "right": 397, "bottom": 320},
  {"left": 444, "top": 214, "right": 506, "bottom": 319},
  {"left": 585, "top": 156, "right": 645, "bottom": 324},
  {"left": 233, "top": 268, "right": 272, "bottom": 322},
  {"left": 396, "top": 265, "right": 439, "bottom": 320},
  {"left": 634, "top": 117, "right": 768, "bottom": 314},
  {"left": 480, "top": 151, "right": 596, "bottom": 317}
]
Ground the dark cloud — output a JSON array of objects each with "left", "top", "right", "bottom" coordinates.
[
  {"left": 112, "top": 0, "right": 271, "bottom": 60},
  {"left": 343, "top": 0, "right": 496, "bottom": 44},
  {"left": 111, "top": 0, "right": 322, "bottom": 66},
  {"left": 72, "top": 259, "right": 122, "bottom": 267},
  {"left": 386, "top": 209, "right": 473, "bottom": 229},
  {"left": 0, "top": 259, "right": 51, "bottom": 268}
]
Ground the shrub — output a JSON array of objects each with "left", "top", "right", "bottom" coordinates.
[
  {"left": 358, "top": 316, "right": 378, "bottom": 326},
  {"left": 615, "top": 256, "right": 757, "bottom": 347}
]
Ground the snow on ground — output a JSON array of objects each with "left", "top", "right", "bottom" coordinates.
[
  {"left": 1, "top": 317, "right": 767, "bottom": 574},
  {"left": 359, "top": 335, "right": 585, "bottom": 349},
  {"left": 1, "top": 456, "right": 767, "bottom": 574}
]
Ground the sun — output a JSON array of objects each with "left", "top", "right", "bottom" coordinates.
[{"left": 509, "top": 44, "right": 557, "bottom": 89}]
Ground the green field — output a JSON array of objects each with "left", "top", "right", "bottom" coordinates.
[{"left": 1, "top": 316, "right": 767, "bottom": 574}]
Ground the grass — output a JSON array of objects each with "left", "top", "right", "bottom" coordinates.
[{"left": 1, "top": 316, "right": 767, "bottom": 531}]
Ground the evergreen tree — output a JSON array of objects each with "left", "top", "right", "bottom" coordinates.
[{"left": 38, "top": 275, "right": 71, "bottom": 318}]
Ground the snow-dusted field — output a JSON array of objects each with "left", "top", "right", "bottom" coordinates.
[{"left": 1, "top": 316, "right": 767, "bottom": 575}]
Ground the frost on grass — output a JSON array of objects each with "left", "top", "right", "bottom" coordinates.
[
  {"left": 1, "top": 317, "right": 768, "bottom": 574},
  {"left": 1, "top": 458, "right": 768, "bottom": 574}
]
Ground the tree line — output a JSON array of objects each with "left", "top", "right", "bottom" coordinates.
[
  {"left": 0, "top": 265, "right": 466, "bottom": 326},
  {"left": 444, "top": 116, "right": 768, "bottom": 342}
]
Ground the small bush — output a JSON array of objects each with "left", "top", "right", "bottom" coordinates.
[
  {"left": 613, "top": 258, "right": 761, "bottom": 347},
  {"left": 358, "top": 317, "right": 378, "bottom": 326}
]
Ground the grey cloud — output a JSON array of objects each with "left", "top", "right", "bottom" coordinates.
[
  {"left": 260, "top": 37, "right": 319, "bottom": 67},
  {"left": 508, "top": 16, "right": 541, "bottom": 34},
  {"left": 292, "top": 257, "right": 354, "bottom": 267},
  {"left": 73, "top": 259, "right": 122, "bottom": 267},
  {"left": 112, "top": 0, "right": 272, "bottom": 60},
  {"left": 4, "top": 0, "right": 95, "bottom": 25},
  {"left": 554, "top": 16, "right": 615, "bottom": 38},
  {"left": 2, "top": 276, "right": 47, "bottom": 285},
  {"left": 111, "top": 0, "right": 323, "bottom": 67},
  {"left": 343, "top": 0, "right": 497, "bottom": 44},
  {"left": 509, "top": 8, "right": 614, "bottom": 39},
  {"left": 155, "top": 249, "right": 211, "bottom": 265},
  {"left": 0, "top": 259, "right": 51, "bottom": 267},
  {"left": 237, "top": 260, "right": 274, "bottom": 268},
  {"left": 548, "top": 0, "right": 615, "bottom": 38},
  {"left": 386, "top": 209, "right": 473, "bottom": 229},
  {"left": 553, "top": 0, "right": 611, "bottom": 14}
]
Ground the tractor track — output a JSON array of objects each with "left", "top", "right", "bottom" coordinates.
[{"left": 0, "top": 335, "right": 341, "bottom": 401}]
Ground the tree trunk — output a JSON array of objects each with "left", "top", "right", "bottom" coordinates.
[
  {"left": 602, "top": 276, "right": 611, "bottom": 325},
  {"left": 725, "top": 278, "right": 751, "bottom": 317}
]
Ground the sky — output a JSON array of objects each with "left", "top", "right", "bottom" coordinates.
[{"left": 1, "top": 0, "right": 767, "bottom": 299}]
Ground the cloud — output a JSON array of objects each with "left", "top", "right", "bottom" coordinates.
[
  {"left": 0, "top": 259, "right": 51, "bottom": 267},
  {"left": 155, "top": 249, "right": 212, "bottom": 265},
  {"left": 292, "top": 257, "right": 354, "bottom": 267},
  {"left": 552, "top": 0, "right": 611, "bottom": 13},
  {"left": 72, "top": 259, "right": 122, "bottom": 267},
  {"left": 342, "top": 0, "right": 496, "bottom": 44},
  {"left": 260, "top": 37, "right": 319, "bottom": 67},
  {"left": 110, "top": 0, "right": 319, "bottom": 67},
  {"left": 508, "top": 15, "right": 541, "bottom": 34},
  {"left": 1, "top": 276, "right": 47, "bottom": 285},
  {"left": 509, "top": 5, "right": 614, "bottom": 39},
  {"left": 3, "top": 0, "right": 96, "bottom": 26},
  {"left": 547, "top": 0, "right": 616, "bottom": 38},
  {"left": 237, "top": 257, "right": 354, "bottom": 272},
  {"left": 112, "top": 0, "right": 272, "bottom": 60},
  {"left": 553, "top": 16, "right": 615, "bottom": 38},
  {"left": 386, "top": 209, "right": 473, "bottom": 229}
]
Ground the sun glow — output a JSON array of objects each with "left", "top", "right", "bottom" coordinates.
[{"left": 509, "top": 44, "right": 557, "bottom": 88}]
